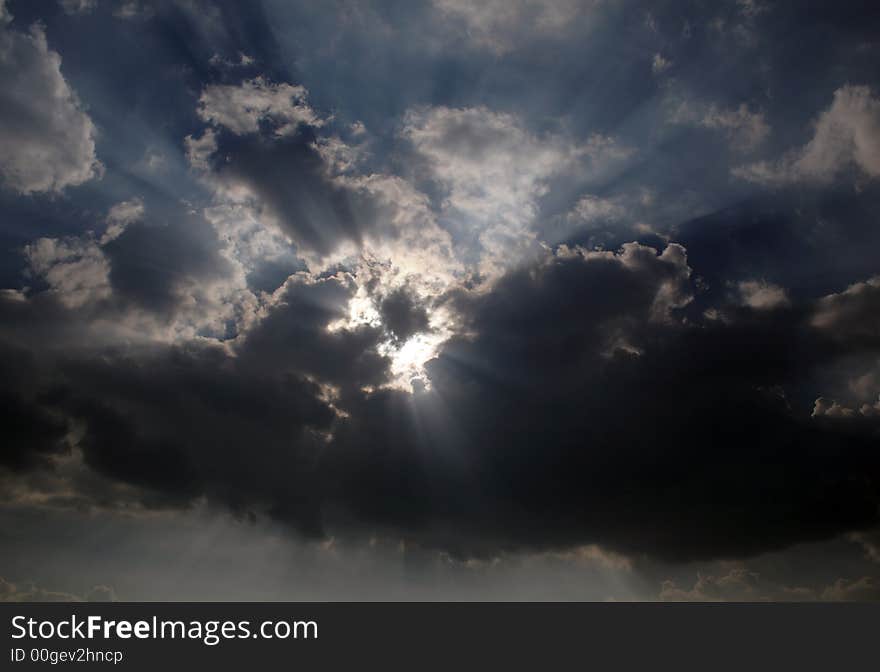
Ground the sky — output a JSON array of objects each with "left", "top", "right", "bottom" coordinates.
[{"left": 2, "top": 0, "right": 880, "bottom": 602}]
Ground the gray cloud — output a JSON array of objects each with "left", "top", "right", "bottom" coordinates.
[{"left": 736, "top": 85, "right": 880, "bottom": 185}]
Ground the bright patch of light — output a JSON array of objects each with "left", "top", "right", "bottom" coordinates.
[
  {"left": 380, "top": 331, "right": 446, "bottom": 391},
  {"left": 326, "top": 288, "right": 381, "bottom": 332},
  {"left": 328, "top": 283, "right": 454, "bottom": 391}
]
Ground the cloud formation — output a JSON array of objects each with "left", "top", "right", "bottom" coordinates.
[
  {"left": 197, "top": 77, "right": 323, "bottom": 135},
  {"left": 0, "top": 3, "right": 101, "bottom": 194},
  {"left": 736, "top": 85, "right": 880, "bottom": 185}
]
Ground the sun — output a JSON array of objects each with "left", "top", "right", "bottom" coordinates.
[
  {"left": 380, "top": 331, "right": 446, "bottom": 391},
  {"left": 328, "top": 286, "right": 452, "bottom": 391}
]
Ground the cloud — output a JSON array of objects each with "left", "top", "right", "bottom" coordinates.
[
  {"left": 22, "top": 198, "right": 247, "bottom": 341},
  {"left": 197, "top": 77, "right": 323, "bottom": 136},
  {"left": 59, "top": 0, "right": 97, "bottom": 15},
  {"left": 187, "top": 89, "right": 464, "bottom": 387},
  {"left": 569, "top": 195, "right": 626, "bottom": 225},
  {"left": 24, "top": 236, "right": 112, "bottom": 309},
  {"left": 811, "top": 395, "right": 880, "bottom": 421},
  {"left": 0, "top": 340, "right": 71, "bottom": 472},
  {"left": 378, "top": 288, "right": 431, "bottom": 344},
  {"left": 102, "top": 197, "right": 145, "bottom": 243},
  {"left": 811, "top": 275, "right": 880, "bottom": 346},
  {"left": 737, "top": 279, "right": 790, "bottom": 310},
  {"left": 668, "top": 96, "right": 769, "bottom": 152},
  {"left": 188, "top": 83, "right": 380, "bottom": 263},
  {"left": 0, "top": 8, "right": 102, "bottom": 194},
  {"left": 0, "top": 270, "right": 389, "bottom": 533},
  {"left": 100, "top": 213, "right": 233, "bottom": 322},
  {"left": 812, "top": 397, "right": 856, "bottom": 419},
  {"left": 184, "top": 128, "right": 217, "bottom": 171},
  {"left": 324, "top": 251, "right": 880, "bottom": 559},
  {"left": 208, "top": 51, "right": 256, "bottom": 69},
  {"left": 7, "top": 234, "right": 880, "bottom": 562},
  {"left": 112, "top": 0, "right": 153, "bottom": 20},
  {"left": 402, "top": 105, "right": 631, "bottom": 274},
  {"left": 432, "top": 0, "right": 594, "bottom": 54},
  {"left": 736, "top": 85, "right": 880, "bottom": 185}
]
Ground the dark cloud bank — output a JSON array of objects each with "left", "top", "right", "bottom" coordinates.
[{"left": 4, "top": 240, "right": 880, "bottom": 563}]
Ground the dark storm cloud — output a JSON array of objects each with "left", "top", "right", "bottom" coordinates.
[
  {"left": 4, "top": 211, "right": 880, "bottom": 563},
  {"left": 378, "top": 288, "right": 431, "bottom": 343},
  {"left": 0, "top": 341, "right": 69, "bottom": 472},
  {"left": 667, "top": 184, "right": 880, "bottom": 350},
  {"left": 317, "top": 245, "right": 880, "bottom": 560},
  {"left": 237, "top": 273, "right": 390, "bottom": 390},
  {"left": 102, "top": 211, "right": 231, "bottom": 318},
  {"left": 0, "top": 272, "right": 390, "bottom": 534},
  {"left": 206, "top": 129, "right": 373, "bottom": 257},
  {"left": 55, "top": 340, "right": 339, "bottom": 531}
]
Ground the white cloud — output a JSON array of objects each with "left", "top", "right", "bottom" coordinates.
[
  {"left": 202, "top": 201, "right": 294, "bottom": 280},
  {"left": 570, "top": 194, "right": 626, "bottom": 224},
  {"left": 812, "top": 395, "right": 880, "bottom": 419},
  {"left": 23, "top": 193, "right": 256, "bottom": 342},
  {"left": 735, "top": 85, "right": 880, "bottom": 185},
  {"left": 316, "top": 170, "right": 463, "bottom": 390},
  {"left": 668, "top": 96, "right": 769, "bottom": 152},
  {"left": 811, "top": 275, "right": 880, "bottom": 338},
  {"left": 402, "top": 105, "right": 631, "bottom": 276},
  {"left": 102, "top": 197, "right": 145, "bottom": 243},
  {"left": 0, "top": 12, "right": 102, "bottom": 194},
  {"left": 312, "top": 135, "right": 366, "bottom": 175},
  {"left": 197, "top": 77, "right": 323, "bottom": 136},
  {"left": 184, "top": 128, "right": 217, "bottom": 171},
  {"left": 186, "top": 95, "right": 636, "bottom": 389},
  {"left": 737, "top": 279, "right": 790, "bottom": 310},
  {"left": 811, "top": 397, "right": 856, "bottom": 418},
  {"left": 24, "top": 236, "right": 112, "bottom": 308}
]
